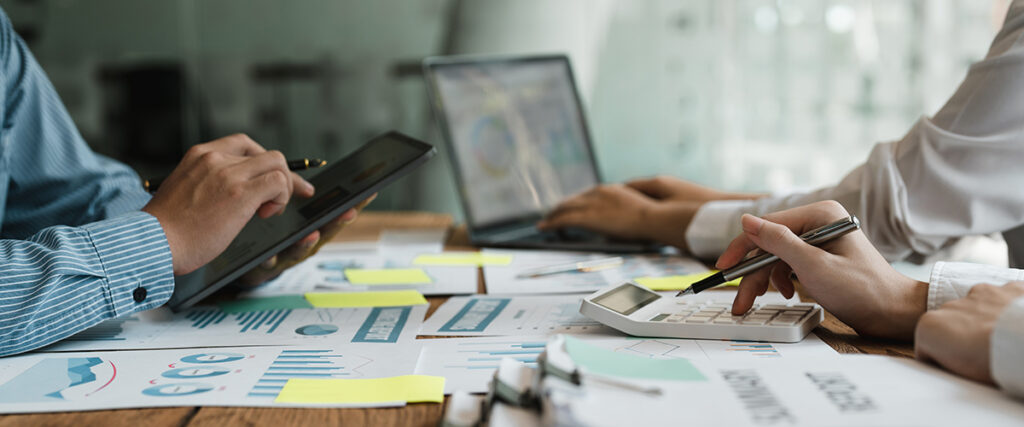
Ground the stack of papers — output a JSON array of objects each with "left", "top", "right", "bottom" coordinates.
[
  {"left": 441, "top": 335, "right": 1024, "bottom": 426},
  {"left": 249, "top": 242, "right": 479, "bottom": 296},
  {"left": 11, "top": 234, "right": 1011, "bottom": 420},
  {"left": 0, "top": 344, "right": 433, "bottom": 412},
  {"left": 481, "top": 249, "right": 709, "bottom": 294}
]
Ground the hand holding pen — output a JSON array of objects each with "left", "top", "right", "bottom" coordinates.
[
  {"left": 678, "top": 215, "right": 860, "bottom": 296},
  {"left": 712, "top": 201, "right": 928, "bottom": 340}
]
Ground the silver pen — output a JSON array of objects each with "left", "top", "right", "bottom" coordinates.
[
  {"left": 515, "top": 256, "right": 624, "bottom": 279},
  {"left": 677, "top": 215, "right": 861, "bottom": 296}
]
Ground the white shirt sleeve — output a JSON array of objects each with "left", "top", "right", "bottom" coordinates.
[
  {"left": 927, "top": 262, "right": 1024, "bottom": 310},
  {"left": 993, "top": 297, "right": 1024, "bottom": 399},
  {"left": 685, "top": 2, "right": 1024, "bottom": 263},
  {"left": 926, "top": 262, "right": 1024, "bottom": 399}
]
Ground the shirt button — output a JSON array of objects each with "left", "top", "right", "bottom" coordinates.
[{"left": 133, "top": 287, "right": 147, "bottom": 303}]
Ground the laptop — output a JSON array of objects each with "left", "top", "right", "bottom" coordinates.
[{"left": 423, "top": 54, "right": 659, "bottom": 253}]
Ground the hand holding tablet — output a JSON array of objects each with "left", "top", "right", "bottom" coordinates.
[{"left": 164, "top": 131, "right": 436, "bottom": 310}]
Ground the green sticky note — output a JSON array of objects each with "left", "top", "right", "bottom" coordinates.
[
  {"left": 305, "top": 290, "right": 428, "bottom": 308},
  {"left": 275, "top": 375, "right": 445, "bottom": 404},
  {"left": 218, "top": 295, "right": 313, "bottom": 313},
  {"left": 413, "top": 252, "right": 513, "bottom": 266},
  {"left": 344, "top": 268, "right": 432, "bottom": 285},
  {"left": 634, "top": 270, "right": 742, "bottom": 291},
  {"left": 563, "top": 336, "right": 706, "bottom": 381}
]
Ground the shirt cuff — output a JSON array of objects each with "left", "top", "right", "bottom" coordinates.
[
  {"left": 685, "top": 199, "right": 757, "bottom": 259},
  {"left": 927, "top": 262, "right": 1024, "bottom": 310},
  {"left": 81, "top": 211, "right": 175, "bottom": 317},
  {"left": 992, "top": 296, "right": 1024, "bottom": 399}
]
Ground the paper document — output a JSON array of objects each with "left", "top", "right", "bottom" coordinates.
[
  {"left": 0, "top": 344, "right": 422, "bottom": 413},
  {"left": 250, "top": 243, "right": 477, "bottom": 296},
  {"left": 482, "top": 249, "right": 707, "bottom": 295},
  {"left": 540, "top": 355, "right": 1024, "bottom": 426},
  {"left": 378, "top": 228, "right": 448, "bottom": 253},
  {"left": 415, "top": 336, "right": 550, "bottom": 393},
  {"left": 415, "top": 332, "right": 837, "bottom": 394},
  {"left": 420, "top": 289, "right": 789, "bottom": 338},
  {"left": 43, "top": 304, "right": 426, "bottom": 352},
  {"left": 344, "top": 268, "right": 432, "bottom": 285},
  {"left": 419, "top": 294, "right": 615, "bottom": 337}
]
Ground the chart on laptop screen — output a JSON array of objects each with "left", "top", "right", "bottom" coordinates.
[{"left": 433, "top": 59, "right": 598, "bottom": 226}]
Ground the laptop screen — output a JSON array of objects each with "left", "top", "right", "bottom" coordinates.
[{"left": 427, "top": 56, "right": 600, "bottom": 228}]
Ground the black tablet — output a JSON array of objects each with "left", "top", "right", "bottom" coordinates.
[{"left": 167, "top": 131, "right": 436, "bottom": 310}]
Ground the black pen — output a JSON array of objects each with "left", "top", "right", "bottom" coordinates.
[
  {"left": 677, "top": 215, "right": 861, "bottom": 296},
  {"left": 143, "top": 158, "right": 327, "bottom": 193}
]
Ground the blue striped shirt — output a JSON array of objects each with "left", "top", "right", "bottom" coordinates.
[{"left": 0, "top": 8, "right": 174, "bottom": 356}]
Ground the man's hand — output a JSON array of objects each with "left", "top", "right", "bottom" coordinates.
[
  {"left": 536, "top": 184, "right": 698, "bottom": 248},
  {"left": 625, "top": 175, "right": 763, "bottom": 202},
  {"left": 716, "top": 201, "right": 928, "bottom": 340},
  {"left": 538, "top": 176, "right": 763, "bottom": 250},
  {"left": 915, "top": 282, "right": 1024, "bottom": 384},
  {"left": 235, "top": 194, "right": 377, "bottom": 287},
  {"left": 142, "top": 134, "right": 314, "bottom": 275}
]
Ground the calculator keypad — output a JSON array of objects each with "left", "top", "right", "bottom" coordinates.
[{"left": 649, "top": 302, "right": 815, "bottom": 326}]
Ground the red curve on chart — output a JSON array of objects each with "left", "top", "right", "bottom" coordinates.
[{"left": 87, "top": 361, "right": 117, "bottom": 396}]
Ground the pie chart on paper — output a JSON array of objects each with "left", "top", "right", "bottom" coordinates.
[{"left": 294, "top": 324, "right": 339, "bottom": 336}]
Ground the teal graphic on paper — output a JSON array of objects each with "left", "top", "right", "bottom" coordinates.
[
  {"left": 563, "top": 336, "right": 706, "bottom": 381},
  {"left": 0, "top": 357, "right": 111, "bottom": 403},
  {"left": 218, "top": 295, "right": 313, "bottom": 314}
]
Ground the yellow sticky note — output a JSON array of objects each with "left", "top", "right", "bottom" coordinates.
[
  {"left": 634, "top": 271, "right": 742, "bottom": 291},
  {"left": 275, "top": 375, "right": 445, "bottom": 404},
  {"left": 305, "top": 290, "right": 428, "bottom": 308},
  {"left": 344, "top": 268, "right": 432, "bottom": 285},
  {"left": 413, "top": 252, "right": 513, "bottom": 266}
]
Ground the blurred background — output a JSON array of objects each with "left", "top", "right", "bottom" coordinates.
[{"left": 3, "top": 0, "right": 1010, "bottom": 220}]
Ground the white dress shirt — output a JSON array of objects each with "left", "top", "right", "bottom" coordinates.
[
  {"left": 928, "top": 262, "right": 1024, "bottom": 399},
  {"left": 686, "top": 1, "right": 1024, "bottom": 268}
]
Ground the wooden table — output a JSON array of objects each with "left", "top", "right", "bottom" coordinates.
[{"left": 4, "top": 212, "right": 913, "bottom": 427}]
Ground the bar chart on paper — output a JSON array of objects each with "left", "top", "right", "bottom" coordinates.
[
  {"left": 46, "top": 305, "right": 425, "bottom": 352},
  {"left": 0, "top": 344, "right": 424, "bottom": 412},
  {"left": 62, "top": 318, "right": 136, "bottom": 341},
  {"left": 184, "top": 308, "right": 293, "bottom": 334},
  {"left": 247, "top": 349, "right": 364, "bottom": 399},
  {"left": 415, "top": 336, "right": 550, "bottom": 393},
  {"left": 419, "top": 295, "right": 615, "bottom": 336},
  {"left": 722, "top": 341, "right": 781, "bottom": 358},
  {"left": 184, "top": 308, "right": 294, "bottom": 333}
]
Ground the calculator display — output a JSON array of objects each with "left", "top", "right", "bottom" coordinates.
[{"left": 591, "top": 284, "right": 661, "bottom": 315}]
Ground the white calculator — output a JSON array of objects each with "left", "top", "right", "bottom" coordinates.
[{"left": 580, "top": 282, "right": 823, "bottom": 343}]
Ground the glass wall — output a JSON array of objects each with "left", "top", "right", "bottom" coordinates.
[{"left": 4, "top": 0, "right": 1008, "bottom": 217}]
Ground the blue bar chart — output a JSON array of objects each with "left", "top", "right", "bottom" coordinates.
[
  {"left": 64, "top": 318, "right": 135, "bottom": 341},
  {"left": 449, "top": 341, "right": 546, "bottom": 369},
  {"left": 247, "top": 349, "right": 352, "bottom": 399},
  {"left": 724, "top": 341, "right": 781, "bottom": 358},
  {"left": 184, "top": 308, "right": 293, "bottom": 334},
  {"left": 416, "top": 337, "right": 550, "bottom": 393}
]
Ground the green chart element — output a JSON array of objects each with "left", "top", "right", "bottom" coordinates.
[
  {"left": 218, "top": 295, "right": 313, "bottom": 314},
  {"left": 563, "top": 336, "right": 706, "bottom": 382}
]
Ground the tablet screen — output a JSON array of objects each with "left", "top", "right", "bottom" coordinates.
[{"left": 167, "top": 131, "right": 434, "bottom": 309}]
